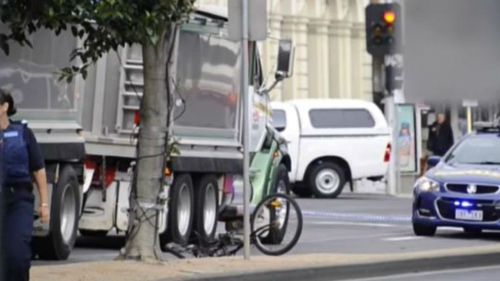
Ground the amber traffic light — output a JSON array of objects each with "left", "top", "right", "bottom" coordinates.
[{"left": 366, "top": 3, "right": 402, "bottom": 57}]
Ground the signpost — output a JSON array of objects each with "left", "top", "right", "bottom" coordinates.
[
  {"left": 228, "top": 0, "right": 267, "bottom": 260},
  {"left": 462, "top": 99, "right": 479, "bottom": 133}
]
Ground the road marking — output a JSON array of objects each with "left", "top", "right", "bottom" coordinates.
[
  {"left": 382, "top": 236, "right": 422, "bottom": 242},
  {"left": 308, "top": 221, "right": 397, "bottom": 228},
  {"left": 302, "top": 210, "right": 411, "bottom": 223},
  {"left": 298, "top": 233, "right": 394, "bottom": 244}
]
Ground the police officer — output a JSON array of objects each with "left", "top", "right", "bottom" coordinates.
[{"left": 0, "top": 89, "right": 49, "bottom": 281}]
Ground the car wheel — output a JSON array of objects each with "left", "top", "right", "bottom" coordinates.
[
  {"left": 464, "top": 227, "right": 482, "bottom": 235},
  {"left": 413, "top": 221, "right": 436, "bottom": 236},
  {"left": 309, "top": 162, "right": 346, "bottom": 199}
]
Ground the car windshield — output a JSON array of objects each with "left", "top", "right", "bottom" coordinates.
[{"left": 446, "top": 136, "right": 500, "bottom": 165}]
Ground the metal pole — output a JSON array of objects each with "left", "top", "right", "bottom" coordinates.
[
  {"left": 370, "top": 0, "right": 401, "bottom": 195},
  {"left": 466, "top": 106, "right": 473, "bottom": 133},
  {"left": 241, "top": 0, "right": 251, "bottom": 260}
]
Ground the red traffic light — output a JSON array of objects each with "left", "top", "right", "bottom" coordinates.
[{"left": 383, "top": 11, "right": 396, "bottom": 24}]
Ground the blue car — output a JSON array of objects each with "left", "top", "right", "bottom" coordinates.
[{"left": 412, "top": 126, "right": 500, "bottom": 236}]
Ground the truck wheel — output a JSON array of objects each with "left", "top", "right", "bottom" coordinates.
[
  {"left": 291, "top": 184, "right": 312, "bottom": 198},
  {"left": 79, "top": 230, "right": 108, "bottom": 237},
  {"left": 309, "top": 162, "right": 345, "bottom": 199},
  {"left": 193, "top": 175, "right": 219, "bottom": 244},
  {"left": 262, "top": 164, "right": 290, "bottom": 244},
  {"left": 34, "top": 165, "right": 81, "bottom": 260},
  {"left": 160, "top": 174, "right": 194, "bottom": 248}
]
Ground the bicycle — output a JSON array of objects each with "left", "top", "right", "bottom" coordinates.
[{"left": 165, "top": 193, "right": 303, "bottom": 258}]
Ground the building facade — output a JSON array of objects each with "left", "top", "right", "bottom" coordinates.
[{"left": 198, "top": 0, "right": 372, "bottom": 102}]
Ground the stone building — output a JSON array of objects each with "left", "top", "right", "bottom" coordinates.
[{"left": 198, "top": 0, "right": 372, "bottom": 102}]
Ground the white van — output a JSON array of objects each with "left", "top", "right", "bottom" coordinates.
[{"left": 271, "top": 99, "right": 391, "bottom": 198}]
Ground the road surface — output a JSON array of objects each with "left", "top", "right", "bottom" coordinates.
[{"left": 33, "top": 193, "right": 500, "bottom": 270}]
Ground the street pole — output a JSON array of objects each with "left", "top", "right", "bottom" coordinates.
[
  {"left": 241, "top": 0, "right": 251, "bottom": 260},
  {"left": 466, "top": 106, "right": 473, "bottom": 133},
  {"left": 370, "top": 0, "right": 401, "bottom": 195}
]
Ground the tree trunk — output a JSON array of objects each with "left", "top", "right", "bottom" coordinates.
[{"left": 119, "top": 28, "right": 172, "bottom": 262}]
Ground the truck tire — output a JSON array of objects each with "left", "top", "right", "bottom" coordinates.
[
  {"left": 79, "top": 230, "right": 109, "bottom": 237},
  {"left": 193, "top": 175, "right": 219, "bottom": 244},
  {"left": 309, "top": 162, "right": 346, "bottom": 199},
  {"left": 34, "top": 165, "right": 81, "bottom": 260},
  {"left": 262, "top": 164, "right": 290, "bottom": 244},
  {"left": 160, "top": 174, "right": 194, "bottom": 248}
]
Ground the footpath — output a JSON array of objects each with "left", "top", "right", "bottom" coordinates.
[{"left": 32, "top": 244, "right": 500, "bottom": 281}]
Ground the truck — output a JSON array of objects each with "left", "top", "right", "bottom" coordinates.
[
  {"left": 0, "top": 7, "right": 293, "bottom": 259},
  {"left": 271, "top": 99, "right": 391, "bottom": 198},
  {"left": 0, "top": 28, "right": 85, "bottom": 260}
]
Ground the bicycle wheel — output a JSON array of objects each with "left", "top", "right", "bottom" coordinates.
[{"left": 251, "top": 193, "right": 303, "bottom": 256}]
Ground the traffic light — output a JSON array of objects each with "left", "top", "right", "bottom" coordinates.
[
  {"left": 366, "top": 3, "right": 402, "bottom": 57},
  {"left": 385, "top": 64, "right": 403, "bottom": 91}
]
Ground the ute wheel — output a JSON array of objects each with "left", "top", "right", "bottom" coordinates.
[
  {"left": 34, "top": 165, "right": 81, "bottom": 260},
  {"left": 464, "top": 227, "right": 482, "bottom": 235},
  {"left": 160, "top": 174, "right": 194, "bottom": 249},
  {"left": 309, "top": 162, "right": 346, "bottom": 199},
  {"left": 261, "top": 164, "right": 290, "bottom": 244},
  {"left": 193, "top": 175, "right": 219, "bottom": 244},
  {"left": 291, "top": 183, "right": 312, "bottom": 198},
  {"left": 413, "top": 221, "right": 436, "bottom": 236}
]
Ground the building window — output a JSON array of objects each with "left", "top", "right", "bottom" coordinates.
[{"left": 309, "top": 109, "right": 375, "bottom": 129}]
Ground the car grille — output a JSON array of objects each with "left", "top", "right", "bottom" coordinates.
[
  {"left": 437, "top": 197, "right": 498, "bottom": 222},
  {"left": 446, "top": 183, "right": 499, "bottom": 194}
]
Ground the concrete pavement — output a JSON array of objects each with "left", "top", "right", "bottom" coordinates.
[{"left": 31, "top": 244, "right": 500, "bottom": 281}]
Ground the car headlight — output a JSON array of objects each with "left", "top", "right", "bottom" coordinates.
[{"left": 415, "top": 177, "right": 440, "bottom": 192}]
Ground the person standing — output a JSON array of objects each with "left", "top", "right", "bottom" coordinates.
[
  {"left": 0, "top": 89, "right": 49, "bottom": 281},
  {"left": 427, "top": 112, "right": 454, "bottom": 157}
]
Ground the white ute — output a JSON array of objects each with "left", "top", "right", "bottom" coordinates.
[{"left": 271, "top": 99, "right": 391, "bottom": 198}]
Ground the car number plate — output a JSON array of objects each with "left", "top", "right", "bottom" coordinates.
[{"left": 455, "top": 209, "right": 483, "bottom": 221}]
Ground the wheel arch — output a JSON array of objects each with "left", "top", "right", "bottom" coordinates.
[{"left": 304, "top": 156, "right": 352, "bottom": 184}]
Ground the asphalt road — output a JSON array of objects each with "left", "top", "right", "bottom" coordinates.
[{"left": 33, "top": 193, "right": 500, "bottom": 266}]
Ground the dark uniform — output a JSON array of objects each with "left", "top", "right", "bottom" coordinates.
[
  {"left": 427, "top": 121, "right": 454, "bottom": 157},
  {"left": 1, "top": 121, "right": 45, "bottom": 281}
]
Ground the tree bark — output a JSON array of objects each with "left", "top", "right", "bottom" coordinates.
[{"left": 119, "top": 28, "right": 172, "bottom": 262}]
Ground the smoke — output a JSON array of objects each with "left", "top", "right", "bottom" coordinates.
[{"left": 404, "top": 0, "right": 500, "bottom": 103}]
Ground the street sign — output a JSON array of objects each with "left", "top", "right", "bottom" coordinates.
[
  {"left": 462, "top": 99, "right": 479, "bottom": 108},
  {"left": 228, "top": 0, "right": 267, "bottom": 41}
]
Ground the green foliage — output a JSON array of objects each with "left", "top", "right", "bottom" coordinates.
[{"left": 0, "top": 0, "right": 195, "bottom": 81}]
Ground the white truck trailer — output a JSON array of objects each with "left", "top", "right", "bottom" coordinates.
[
  {"left": 0, "top": 7, "right": 293, "bottom": 259},
  {"left": 79, "top": 7, "right": 293, "bottom": 249},
  {"left": 0, "top": 28, "right": 85, "bottom": 260}
]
